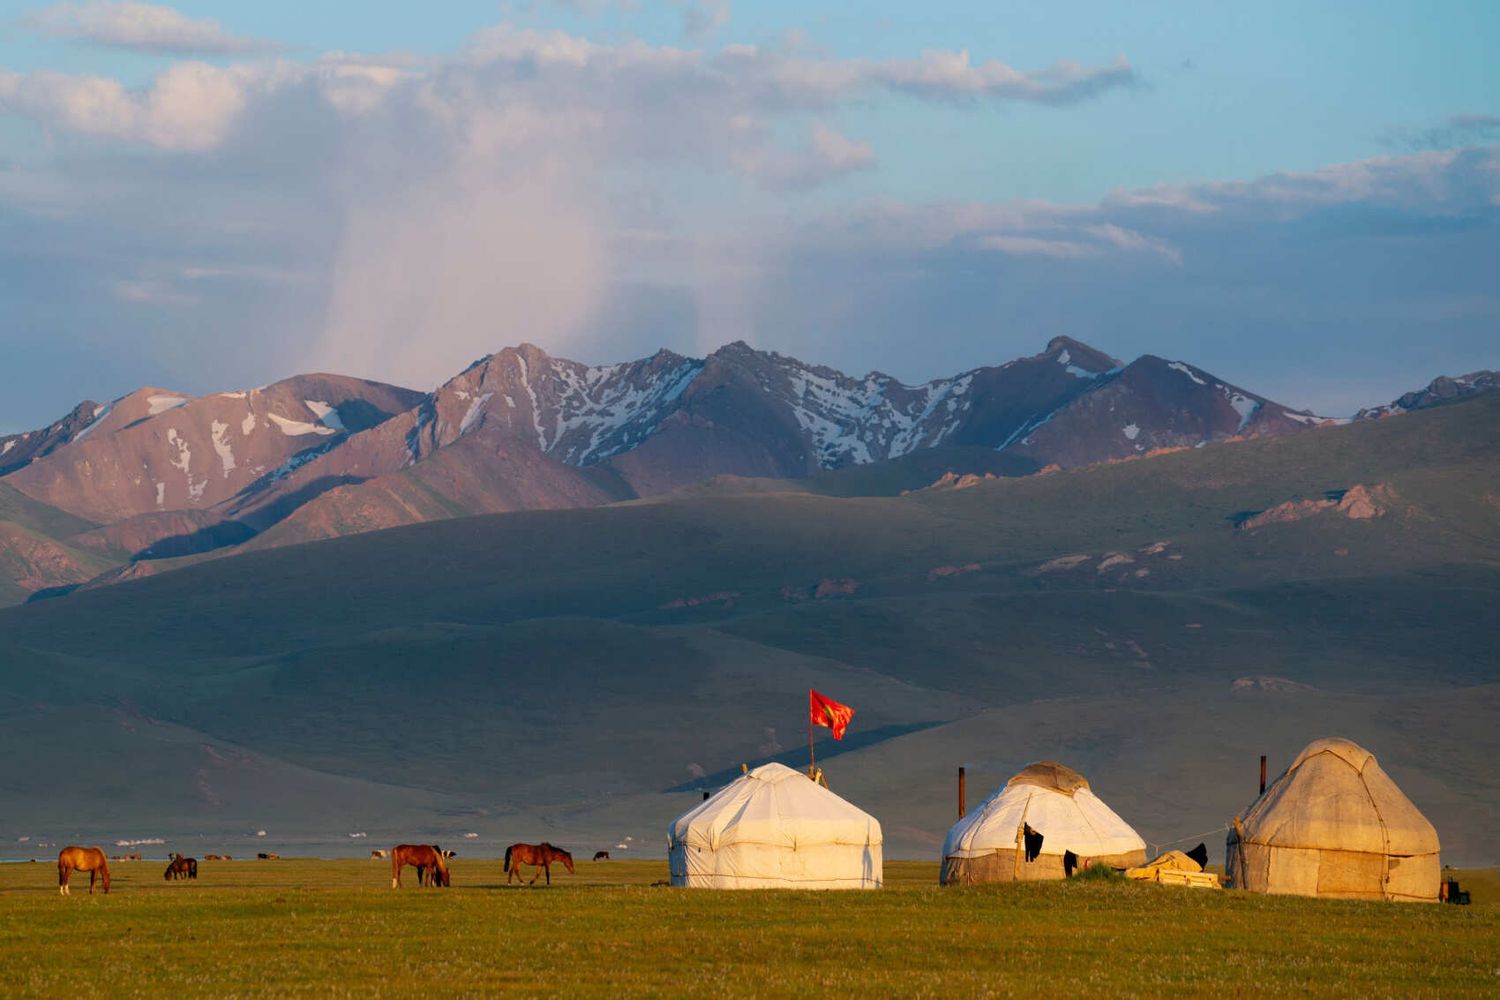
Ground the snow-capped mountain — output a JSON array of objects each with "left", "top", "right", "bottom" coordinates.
[
  {"left": 1004, "top": 354, "right": 1332, "bottom": 468},
  {"left": 0, "top": 399, "right": 102, "bottom": 477},
  {"left": 0, "top": 335, "right": 1418, "bottom": 598},
  {"left": 4, "top": 376, "right": 423, "bottom": 523},
  {"left": 1355, "top": 371, "right": 1500, "bottom": 421}
]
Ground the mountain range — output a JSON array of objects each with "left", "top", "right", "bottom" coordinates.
[{"left": 7, "top": 336, "right": 1492, "bottom": 605}]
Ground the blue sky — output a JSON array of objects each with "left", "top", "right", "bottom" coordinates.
[{"left": 0, "top": 1, "right": 1497, "bottom": 429}]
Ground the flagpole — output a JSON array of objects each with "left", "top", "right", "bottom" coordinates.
[{"left": 808, "top": 707, "right": 816, "bottom": 780}]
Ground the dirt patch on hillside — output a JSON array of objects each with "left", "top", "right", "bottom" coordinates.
[
  {"left": 781, "top": 578, "right": 862, "bottom": 602},
  {"left": 921, "top": 471, "right": 998, "bottom": 492},
  {"left": 1034, "top": 553, "right": 1091, "bottom": 574},
  {"left": 660, "top": 591, "right": 740, "bottom": 610},
  {"left": 1230, "top": 675, "right": 1318, "bottom": 695},
  {"left": 1237, "top": 483, "right": 1388, "bottom": 532},
  {"left": 927, "top": 563, "right": 981, "bottom": 581}
]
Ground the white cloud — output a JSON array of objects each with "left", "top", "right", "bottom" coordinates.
[
  {"left": 27, "top": 1, "right": 283, "bottom": 56},
  {"left": 0, "top": 61, "right": 248, "bottom": 150},
  {"left": 976, "top": 233, "right": 1097, "bottom": 259},
  {"left": 1085, "top": 224, "right": 1182, "bottom": 265},
  {"left": 873, "top": 52, "right": 1137, "bottom": 104},
  {"left": 2, "top": 19, "right": 1493, "bottom": 425},
  {"left": 735, "top": 123, "right": 875, "bottom": 189}
]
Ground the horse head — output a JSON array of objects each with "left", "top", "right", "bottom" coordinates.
[{"left": 560, "top": 848, "right": 575, "bottom": 874}]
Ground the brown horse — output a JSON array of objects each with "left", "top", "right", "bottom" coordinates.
[
  {"left": 164, "top": 853, "right": 198, "bottom": 880},
  {"left": 391, "top": 844, "right": 450, "bottom": 888},
  {"left": 58, "top": 846, "right": 110, "bottom": 896},
  {"left": 504, "top": 843, "right": 574, "bottom": 886}
]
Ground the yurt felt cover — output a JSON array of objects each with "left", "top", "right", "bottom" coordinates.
[
  {"left": 1226, "top": 737, "right": 1440, "bottom": 902},
  {"left": 667, "top": 762, "right": 882, "bottom": 889},
  {"left": 941, "top": 761, "right": 1146, "bottom": 885}
]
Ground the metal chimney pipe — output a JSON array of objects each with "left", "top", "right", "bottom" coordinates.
[
  {"left": 958, "top": 766, "right": 967, "bottom": 819},
  {"left": 1259, "top": 755, "right": 1267, "bottom": 795}
]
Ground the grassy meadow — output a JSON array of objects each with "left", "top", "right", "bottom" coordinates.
[{"left": 2, "top": 858, "right": 1497, "bottom": 997}]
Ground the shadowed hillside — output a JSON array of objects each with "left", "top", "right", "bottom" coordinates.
[{"left": 0, "top": 393, "right": 1496, "bottom": 863}]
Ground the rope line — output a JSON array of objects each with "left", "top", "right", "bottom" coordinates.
[{"left": 1145, "top": 825, "right": 1230, "bottom": 857}]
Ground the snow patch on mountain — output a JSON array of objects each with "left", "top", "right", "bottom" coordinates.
[
  {"left": 72, "top": 401, "right": 114, "bottom": 442},
  {"left": 1167, "top": 362, "right": 1207, "bottom": 386},
  {"left": 1058, "top": 349, "right": 1105, "bottom": 379},
  {"left": 148, "top": 394, "right": 190, "bottom": 416},
  {"left": 514, "top": 353, "right": 546, "bottom": 450},
  {"left": 269, "top": 413, "right": 336, "bottom": 437},
  {"left": 305, "top": 401, "right": 345, "bottom": 432},
  {"left": 764, "top": 353, "right": 977, "bottom": 468},
  {"left": 1225, "top": 390, "right": 1260, "bottom": 430},
  {"left": 460, "top": 393, "right": 493, "bottom": 434},
  {"left": 210, "top": 420, "right": 236, "bottom": 476},
  {"left": 166, "top": 428, "right": 192, "bottom": 475}
]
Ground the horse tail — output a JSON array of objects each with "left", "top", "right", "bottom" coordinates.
[{"left": 504, "top": 846, "right": 512, "bottom": 871}]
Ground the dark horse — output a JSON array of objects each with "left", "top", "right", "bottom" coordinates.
[
  {"left": 504, "top": 843, "right": 574, "bottom": 886},
  {"left": 391, "top": 844, "right": 450, "bottom": 888},
  {"left": 58, "top": 846, "right": 110, "bottom": 896},
  {"left": 165, "top": 853, "right": 198, "bottom": 880}
]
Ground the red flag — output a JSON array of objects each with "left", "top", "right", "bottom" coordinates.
[{"left": 809, "top": 689, "right": 854, "bottom": 740}]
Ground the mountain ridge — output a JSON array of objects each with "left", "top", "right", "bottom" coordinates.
[{"left": 2, "top": 337, "right": 1494, "bottom": 604}]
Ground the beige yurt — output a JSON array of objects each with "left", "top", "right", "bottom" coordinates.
[
  {"left": 667, "top": 762, "right": 882, "bottom": 889},
  {"left": 941, "top": 761, "right": 1146, "bottom": 884},
  {"left": 1225, "top": 737, "right": 1440, "bottom": 902}
]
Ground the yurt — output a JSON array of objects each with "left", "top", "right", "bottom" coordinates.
[
  {"left": 667, "top": 762, "right": 882, "bottom": 889},
  {"left": 1225, "top": 737, "right": 1440, "bottom": 902},
  {"left": 941, "top": 761, "right": 1146, "bottom": 884}
]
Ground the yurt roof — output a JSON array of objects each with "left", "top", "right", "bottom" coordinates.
[
  {"left": 1239, "top": 737, "right": 1439, "bottom": 857},
  {"left": 1006, "top": 761, "right": 1090, "bottom": 796},
  {"left": 669, "top": 762, "right": 882, "bottom": 852},
  {"left": 944, "top": 762, "right": 1144, "bottom": 860}
]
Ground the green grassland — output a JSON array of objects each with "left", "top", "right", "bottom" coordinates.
[
  {"left": 2, "top": 860, "right": 1497, "bottom": 997},
  {"left": 0, "top": 394, "right": 1496, "bottom": 862}
]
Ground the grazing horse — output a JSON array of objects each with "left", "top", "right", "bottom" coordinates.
[
  {"left": 391, "top": 844, "right": 450, "bottom": 888},
  {"left": 58, "top": 846, "right": 110, "bottom": 896},
  {"left": 165, "top": 854, "right": 198, "bottom": 880},
  {"left": 593, "top": 851, "right": 610, "bottom": 861},
  {"left": 504, "top": 843, "right": 574, "bottom": 886}
]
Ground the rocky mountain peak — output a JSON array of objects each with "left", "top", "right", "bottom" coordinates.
[
  {"left": 0, "top": 398, "right": 102, "bottom": 477},
  {"left": 1041, "top": 336, "right": 1121, "bottom": 373},
  {"left": 1356, "top": 370, "right": 1499, "bottom": 420}
]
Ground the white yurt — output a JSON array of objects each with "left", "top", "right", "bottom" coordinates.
[
  {"left": 667, "top": 762, "right": 883, "bottom": 889},
  {"left": 941, "top": 761, "right": 1146, "bottom": 884},
  {"left": 1225, "top": 737, "right": 1440, "bottom": 902}
]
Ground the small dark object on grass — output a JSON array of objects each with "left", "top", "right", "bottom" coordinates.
[
  {"left": 1443, "top": 878, "right": 1471, "bottom": 905},
  {"left": 651, "top": 880, "right": 671, "bottom": 887}
]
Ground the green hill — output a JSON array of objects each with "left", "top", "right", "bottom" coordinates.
[{"left": 0, "top": 393, "right": 1496, "bottom": 863}]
